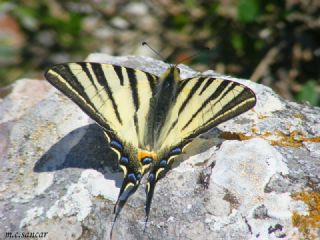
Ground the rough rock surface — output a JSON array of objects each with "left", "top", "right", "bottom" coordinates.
[{"left": 0, "top": 54, "right": 319, "bottom": 240}]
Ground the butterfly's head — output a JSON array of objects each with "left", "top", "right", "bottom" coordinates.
[{"left": 161, "top": 66, "right": 181, "bottom": 83}]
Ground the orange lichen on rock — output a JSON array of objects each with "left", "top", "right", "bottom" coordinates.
[
  {"left": 270, "top": 130, "right": 305, "bottom": 147},
  {"left": 270, "top": 130, "right": 320, "bottom": 147},
  {"left": 220, "top": 128, "right": 320, "bottom": 148},
  {"left": 292, "top": 192, "right": 320, "bottom": 240}
]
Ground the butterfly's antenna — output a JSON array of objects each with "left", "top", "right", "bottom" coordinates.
[{"left": 142, "top": 42, "right": 165, "bottom": 60}]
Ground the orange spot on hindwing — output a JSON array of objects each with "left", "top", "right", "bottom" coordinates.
[{"left": 138, "top": 150, "right": 157, "bottom": 173}]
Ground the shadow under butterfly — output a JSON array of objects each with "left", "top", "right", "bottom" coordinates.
[
  {"left": 44, "top": 61, "right": 256, "bottom": 238},
  {"left": 34, "top": 124, "right": 118, "bottom": 173}
]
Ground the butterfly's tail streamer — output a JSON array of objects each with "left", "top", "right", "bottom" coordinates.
[{"left": 110, "top": 182, "right": 139, "bottom": 239}]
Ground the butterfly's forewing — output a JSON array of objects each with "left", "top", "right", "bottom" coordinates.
[
  {"left": 45, "top": 62, "right": 159, "bottom": 212},
  {"left": 45, "top": 62, "right": 158, "bottom": 145},
  {"left": 159, "top": 76, "right": 256, "bottom": 150}
]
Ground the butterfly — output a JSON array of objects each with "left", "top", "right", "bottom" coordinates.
[{"left": 45, "top": 61, "right": 256, "bottom": 235}]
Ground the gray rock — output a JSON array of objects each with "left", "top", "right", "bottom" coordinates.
[{"left": 0, "top": 54, "right": 319, "bottom": 240}]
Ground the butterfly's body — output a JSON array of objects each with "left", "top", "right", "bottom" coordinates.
[{"left": 45, "top": 61, "right": 256, "bottom": 231}]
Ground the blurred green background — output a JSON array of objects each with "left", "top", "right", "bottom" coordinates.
[{"left": 0, "top": 0, "right": 319, "bottom": 106}]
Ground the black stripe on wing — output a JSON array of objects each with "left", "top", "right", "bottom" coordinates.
[
  {"left": 165, "top": 78, "right": 230, "bottom": 136},
  {"left": 182, "top": 81, "right": 238, "bottom": 131},
  {"left": 199, "top": 78, "right": 215, "bottom": 95},
  {"left": 126, "top": 68, "right": 140, "bottom": 138},
  {"left": 165, "top": 77, "right": 256, "bottom": 146},
  {"left": 178, "top": 77, "right": 206, "bottom": 115},
  {"left": 204, "top": 88, "right": 256, "bottom": 127},
  {"left": 58, "top": 65, "right": 97, "bottom": 110},
  {"left": 165, "top": 77, "right": 208, "bottom": 136},
  {"left": 78, "top": 62, "right": 95, "bottom": 87},
  {"left": 126, "top": 68, "right": 140, "bottom": 111},
  {"left": 78, "top": 62, "right": 106, "bottom": 109},
  {"left": 177, "top": 77, "right": 194, "bottom": 94},
  {"left": 113, "top": 65, "right": 124, "bottom": 86},
  {"left": 45, "top": 64, "right": 114, "bottom": 132},
  {"left": 184, "top": 83, "right": 256, "bottom": 141},
  {"left": 91, "top": 63, "right": 123, "bottom": 125},
  {"left": 146, "top": 73, "right": 157, "bottom": 96}
]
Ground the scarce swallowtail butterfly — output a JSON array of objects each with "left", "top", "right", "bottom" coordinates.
[{"left": 45, "top": 60, "right": 256, "bottom": 235}]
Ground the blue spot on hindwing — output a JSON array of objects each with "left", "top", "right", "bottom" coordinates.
[
  {"left": 136, "top": 173, "right": 142, "bottom": 181},
  {"left": 110, "top": 140, "right": 123, "bottom": 150},
  {"left": 170, "top": 147, "right": 181, "bottom": 155},
  {"left": 127, "top": 173, "right": 136, "bottom": 182},
  {"left": 120, "top": 156, "right": 129, "bottom": 165},
  {"left": 159, "top": 159, "right": 167, "bottom": 167},
  {"left": 148, "top": 173, "right": 155, "bottom": 182},
  {"left": 142, "top": 157, "right": 152, "bottom": 165}
]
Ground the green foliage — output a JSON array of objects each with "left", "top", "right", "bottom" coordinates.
[
  {"left": 237, "top": 0, "right": 260, "bottom": 23},
  {"left": 231, "top": 32, "right": 244, "bottom": 56},
  {"left": 0, "top": 1, "right": 88, "bottom": 85},
  {"left": 184, "top": 0, "right": 197, "bottom": 8},
  {"left": 296, "top": 81, "right": 319, "bottom": 106},
  {"left": 0, "top": 1, "right": 319, "bottom": 106},
  {"left": 172, "top": 14, "right": 188, "bottom": 30},
  {"left": 12, "top": 4, "right": 84, "bottom": 48}
]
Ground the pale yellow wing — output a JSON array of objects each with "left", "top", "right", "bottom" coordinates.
[
  {"left": 45, "top": 62, "right": 158, "bottom": 147},
  {"left": 157, "top": 76, "right": 256, "bottom": 151}
]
